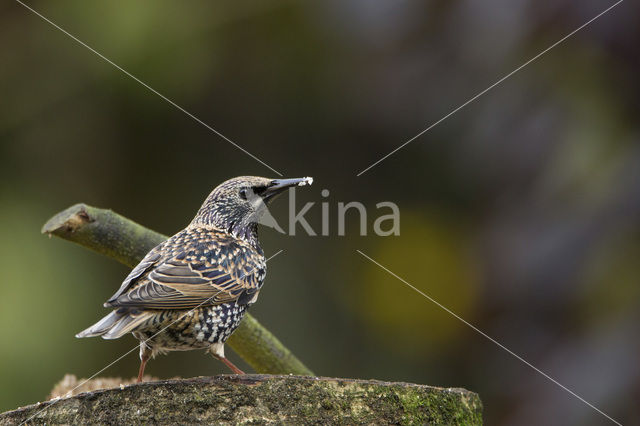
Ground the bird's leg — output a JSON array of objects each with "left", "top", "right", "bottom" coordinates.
[
  {"left": 137, "top": 343, "right": 152, "bottom": 383},
  {"left": 218, "top": 356, "right": 245, "bottom": 375},
  {"left": 137, "top": 356, "right": 149, "bottom": 383},
  {"left": 210, "top": 342, "right": 245, "bottom": 374}
]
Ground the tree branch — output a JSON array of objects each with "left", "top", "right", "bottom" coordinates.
[{"left": 42, "top": 203, "right": 314, "bottom": 376}]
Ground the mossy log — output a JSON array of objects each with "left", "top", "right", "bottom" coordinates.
[
  {"left": 1, "top": 375, "right": 482, "bottom": 425},
  {"left": 41, "top": 203, "right": 313, "bottom": 376}
]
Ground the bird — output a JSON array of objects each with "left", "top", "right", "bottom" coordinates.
[{"left": 76, "top": 175, "right": 313, "bottom": 382}]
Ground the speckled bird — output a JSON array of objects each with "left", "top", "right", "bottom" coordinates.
[{"left": 77, "top": 176, "right": 313, "bottom": 381}]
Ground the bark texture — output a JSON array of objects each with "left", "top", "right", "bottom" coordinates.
[{"left": 1, "top": 375, "right": 482, "bottom": 425}]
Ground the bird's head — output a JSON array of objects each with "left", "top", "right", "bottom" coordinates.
[{"left": 191, "top": 176, "right": 313, "bottom": 242}]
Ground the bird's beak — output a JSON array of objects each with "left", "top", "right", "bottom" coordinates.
[{"left": 262, "top": 177, "right": 313, "bottom": 202}]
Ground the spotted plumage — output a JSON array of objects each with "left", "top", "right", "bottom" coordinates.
[{"left": 77, "top": 176, "right": 312, "bottom": 380}]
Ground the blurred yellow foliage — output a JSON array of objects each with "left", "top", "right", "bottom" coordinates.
[{"left": 353, "top": 212, "right": 480, "bottom": 357}]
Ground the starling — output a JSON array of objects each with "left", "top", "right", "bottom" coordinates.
[{"left": 77, "top": 176, "right": 313, "bottom": 381}]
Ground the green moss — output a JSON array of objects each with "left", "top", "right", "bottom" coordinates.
[
  {"left": 398, "top": 390, "right": 429, "bottom": 425},
  {"left": 397, "top": 388, "right": 482, "bottom": 425},
  {"left": 1, "top": 375, "right": 482, "bottom": 425}
]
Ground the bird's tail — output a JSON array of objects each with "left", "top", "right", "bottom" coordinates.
[{"left": 76, "top": 309, "right": 153, "bottom": 340}]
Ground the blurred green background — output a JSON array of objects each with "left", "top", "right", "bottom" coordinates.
[{"left": 2, "top": 1, "right": 639, "bottom": 424}]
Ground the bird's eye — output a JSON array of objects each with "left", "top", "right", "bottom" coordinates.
[{"left": 239, "top": 188, "right": 248, "bottom": 200}]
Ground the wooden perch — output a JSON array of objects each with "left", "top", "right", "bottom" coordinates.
[
  {"left": 1, "top": 375, "right": 482, "bottom": 425},
  {"left": 41, "top": 203, "right": 313, "bottom": 376}
]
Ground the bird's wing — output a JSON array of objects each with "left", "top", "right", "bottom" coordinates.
[
  {"left": 106, "top": 233, "right": 265, "bottom": 310},
  {"left": 106, "top": 245, "right": 164, "bottom": 304}
]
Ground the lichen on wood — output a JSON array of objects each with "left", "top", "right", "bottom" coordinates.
[{"left": 1, "top": 375, "right": 482, "bottom": 425}]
